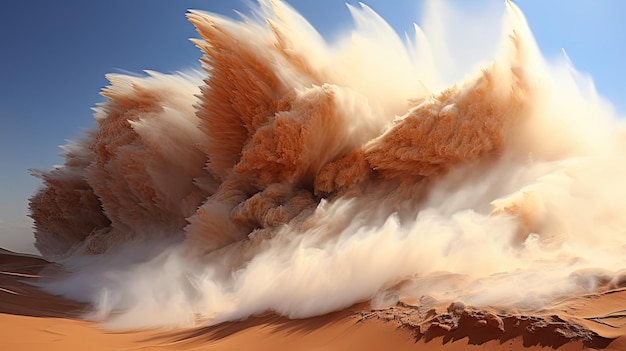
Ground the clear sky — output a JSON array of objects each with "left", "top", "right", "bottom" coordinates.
[{"left": 1, "top": 0, "right": 625, "bottom": 254}]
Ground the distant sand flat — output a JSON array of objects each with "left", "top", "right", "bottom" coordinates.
[{"left": 1, "top": 249, "right": 625, "bottom": 351}]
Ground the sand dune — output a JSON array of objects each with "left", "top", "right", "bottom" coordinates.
[{"left": 1, "top": 249, "right": 625, "bottom": 350}]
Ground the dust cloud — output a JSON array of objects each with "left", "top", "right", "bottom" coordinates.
[{"left": 30, "top": 0, "right": 626, "bottom": 329}]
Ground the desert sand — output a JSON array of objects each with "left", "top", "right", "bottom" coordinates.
[{"left": 1, "top": 248, "right": 624, "bottom": 351}]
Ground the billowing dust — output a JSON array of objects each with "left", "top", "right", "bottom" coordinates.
[{"left": 29, "top": 0, "right": 626, "bottom": 329}]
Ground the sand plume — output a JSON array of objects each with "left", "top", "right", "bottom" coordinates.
[
  {"left": 31, "top": 72, "right": 210, "bottom": 257},
  {"left": 29, "top": 137, "right": 108, "bottom": 258},
  {"left": 27, "top": 0, "right": 626, "bottom": 330}
]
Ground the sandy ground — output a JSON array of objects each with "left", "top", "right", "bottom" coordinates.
[{"left": 1, "top": 248, "right": 625, "bottom": 351}]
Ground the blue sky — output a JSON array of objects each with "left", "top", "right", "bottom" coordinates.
[{"left": 1, "top": 0, "right": 625, "bottom": 253}]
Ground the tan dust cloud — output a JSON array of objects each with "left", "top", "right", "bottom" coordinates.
[{"left": 30, "top": 0, "right": 626, "bottom": 329}]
